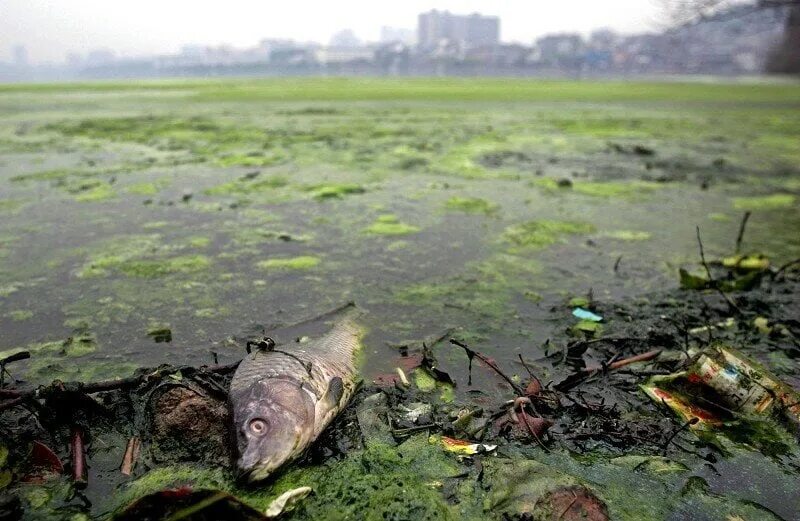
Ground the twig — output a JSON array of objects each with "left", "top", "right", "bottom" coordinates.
[
  {"left": 517, "top": 406, "right": 550, "bottom": 452},
  {"left": 772, "top": 257, "right": 800, "bottom": 281},
  {"left": 449, "top": 339, "right": 524, "bottom": 395},
  {"left": 583, "top": 349, "right": 662, "bottom": 373},
  {"left": 71, "top": 426, "right": 87, "bottom": 487},
  {"left": 120, "top": 437, "right": 141, "bottom": 476},
  {"left": 696, "top": 226, "right": 742, "bottom": 315},
  {"left": 0, "top": 351, "right": 30, "bottom": 387},
  {"left": 734, "top": 211, "right": 751, "bottom": 254},
  {"left": 662, "top": 417, "right": 699, "bottom": 455}
]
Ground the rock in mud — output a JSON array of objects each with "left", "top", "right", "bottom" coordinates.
[
  {"left": 534, "top": 486, "right": 608, "bottom": 521},
  {"left": 151, "top": 386, "right": 230, "bottom": 464}
]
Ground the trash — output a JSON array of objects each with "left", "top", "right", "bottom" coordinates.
[
  {"left": 264, "top": 487, "right": 312, "bottom": 518},
  {"left": 395, "top": 367, "right": 410, "bottom": 387},
  {"left": 688, "top": 317, "right": 736, "bottom": 337},
  {"left": 399, "top": 402, "right": 432, "bottom": 423},
  {"left": 572, "top": 307, "right": 602, "bottom": 322},
  {"left": 429, "top": 435, "right": 496, "bottom": 456},
  {"left": 642, "top": 345, "right": 800, "bottom": 435},
  {"left": 721, "top": 254, "right": 769, "bottom": 272},
  {"left": 21, "top": 441, "right": 63, "bottom": 483},
  {"left": 120, "top": 437, "right": 141, "bottom": 476}
]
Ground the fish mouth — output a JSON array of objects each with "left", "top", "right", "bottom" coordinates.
[{"left": 235, "top": 459, "right": 273, "bottom": 484}]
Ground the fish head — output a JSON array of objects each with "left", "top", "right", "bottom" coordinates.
[{"left": 232, "top": 378, "right": 315, "bottom": 482}]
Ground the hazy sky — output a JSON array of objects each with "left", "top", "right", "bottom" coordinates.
[{"left": 0, "top": 1, "right": 662, "bottom": 64}]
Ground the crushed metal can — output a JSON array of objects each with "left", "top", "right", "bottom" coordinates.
[{"left": 642, "top": 345, "right": 800, "bottom": 436}]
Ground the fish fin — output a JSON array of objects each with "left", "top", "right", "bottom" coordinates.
[{"left": 323, "top": 376, "right": 344, "bottom": 408}]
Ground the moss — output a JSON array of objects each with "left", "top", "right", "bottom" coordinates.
[
  {"left": 74, "top": 183, "right": 116, "bottom": 202},
  {"left": 573, "top": 180, "right": 661, "bottom": 198},
  {"left": 257, "top": 256, "right": 321, "bottom": 270},
  {"left": 305, "top": 183, "right": 366, "bottom": 200},
  {"left": 444, "top": 196, "right": 498, "bottom": 215},
  {"left": 732, "top": 193, "right": 796, "bottom": 210},
  {"left": 364, "top": 215, "right": 420, "bottom": 236},
  {"left": 501, "top": 220, "right": 595, "bottom": 250}
]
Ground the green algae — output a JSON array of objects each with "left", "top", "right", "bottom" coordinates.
[
  {"left": 115, "top": 436, "right": 462, "bottom": 520},
  {"left": 119, "top": 255, "right": 211, "bottom": 278},
  {"left": 74, "top": 182, "right": 116, "bottom": 202},
  {"left": 573, "top": 180, "right": 661, "bottom": 198},
  {"left": 186, "top": 236, "right": 211, "bottom": 248},
  {"left": 397, "top": 253, "right": 542, "bottom": 324},
  {"left": 76, "top": 234, "right": 213, "bottom": 279},
  {"left": 257, "top": 256, "right": 321, "bottom": 270},
  {"left": 204, "top": 174, "right": 289, "bottom": 196},
  {"left": 444, "top": 196, "right": 498, "bottom": 215},
  {"left": 5, "top": 309, "right": 33, "bottom": 321},
  {"left": 603, "top": 230, "right": 652, "bottom": 241},
  {"left": 501, "top": 220, "right": 595, "bottom": 250},
  {"left": 364, "top": 215, "right": 420, "bottom": 236},
  {"left": 305, "top": 183, "right": 366, "bottom": 200},
  {"left": 0, "top": 199, "right": 26, "bottom": 214},
  {"left": 126, "top": 182, "right": 166, "bottom": 196},
  {"left": 732, "top": 193, "right": 796, "bottom": 210}
]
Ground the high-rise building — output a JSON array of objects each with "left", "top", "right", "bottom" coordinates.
[{"left": 417, "top": 10, "right": 499, "bottom": 50}]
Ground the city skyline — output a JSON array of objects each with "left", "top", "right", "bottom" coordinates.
[{"left": 0, "top": 1, "right": 659, "bottom": 65}]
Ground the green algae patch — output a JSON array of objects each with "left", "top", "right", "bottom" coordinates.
[
  {"left": 397, "top": 253, "right": 542, "bottom": 324},
  {"left": 304, "top": 183, "right": 366, "bottom": 200},
  {"left": 74, "top": 183, "right": 116, "bottom": 202},
  {"left": 732, "top": 193, "right": 796, "bottom": 210},
  {"left": 257, "top": 256, "right": 321, "bottom": 271},
  {"left": 115, "top": 436, "right": 462, "bottom": 520},
  {"left": 0, "top": 199, "right": 27, "bottom": 214},
  {"left": 127, "top": 182, "right": 169, "bottom": 196},
  {"left": 573, "top": 180, "right": 661, "bottom": 198},
  {"left": 6, "top": 309, "right": 33, "bottom": 321},
  {"left": 119, "top": 255, "right": 211, "bottom": 278},
  {"left": 364, "top": 215, "right": 420, "bottom": 236},
  {"left": 204, "top": 174, "right": 289, "bottom": 196},
  {"left": 186, "top": 236, "right": 211, "bottom": 248},
  {"left": 603, "top": 230, "right": 651, "bottom": 241},
  {"left": 502, "top": 220, "right": 595, "bottom": 250},
  {"left": 215, "top": 151, "right": 286, "bottom": 167},
  {"left": 444, "top": 196, "right": 498, "bottom": 215}
]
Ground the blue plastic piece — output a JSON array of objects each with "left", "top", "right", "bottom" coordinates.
[{"left": 572, "top": 307, "right": 603, "bottom": 322}]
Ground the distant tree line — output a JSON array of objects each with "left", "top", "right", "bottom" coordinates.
[{"left": 663, "top": 0, "right": 799, "bottom": 73}]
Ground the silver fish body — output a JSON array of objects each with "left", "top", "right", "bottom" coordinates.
[{"left": 229, "top": 315, "right": 362, "bottom": 482}]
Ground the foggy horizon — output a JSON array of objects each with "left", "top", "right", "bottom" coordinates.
[{"left": 0, "top": 0, "right": 660, "bottom": 65}]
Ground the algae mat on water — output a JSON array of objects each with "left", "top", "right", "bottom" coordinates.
[{"left": 1, "top": 78, "right": 799, "bottom": 520}]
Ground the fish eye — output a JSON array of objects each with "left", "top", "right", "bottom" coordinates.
[{"left": 249, "top": 418, "right": 267, "bottom": 435}]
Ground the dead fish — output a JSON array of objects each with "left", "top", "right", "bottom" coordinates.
[{"left": 229, "top": 312, "right": 363, "bottom": 482}]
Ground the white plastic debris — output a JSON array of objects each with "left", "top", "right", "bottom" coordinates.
[{"left": 265, "top": 486, "right": 313, "bottom": 518}]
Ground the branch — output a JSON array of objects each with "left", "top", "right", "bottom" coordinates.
[
  {"left": 696, "top": 226, "right": 743, "bottom": 316},
  {"left": 449, "top": 339, "right": 524, "bottom": 395}
]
